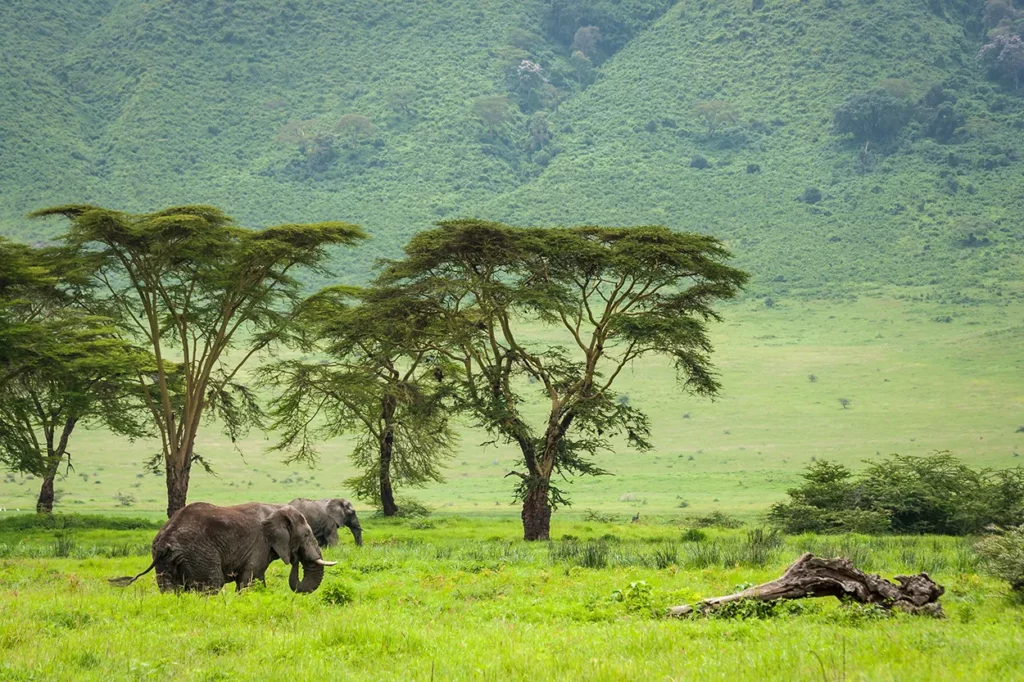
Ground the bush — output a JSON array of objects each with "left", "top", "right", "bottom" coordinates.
[
  {"left": 976, "top": 526, "right": 1024, "bottom": 591},
  {"left": 0, "top": 514, "right": 162, "bottom": 532},
  {"left": 610, "top": 580, "right": 653, "bottom": 611},
  {"left": 689, "top": 154, "right": 711, "bottom": 169},
  {"left": 320, "top": 581, "right": 356, "bottom": 606},
  {"left": 680, "top": 528, "right": 708, "bottom": 543},
  {"left": 768, "top": 453, "right": 1024, "bottom": 535},
  {"left": 799, "top": 187, "right": 822, "bottom": 204},
  {"left": 706, "top": 598, "right": 805, "bottom": 620},
  {"left": 689, "top": 511, "right": 743, "bottom": 529},
  {"left": 375, "top": 498, "right": 432, "bottom": 518}
]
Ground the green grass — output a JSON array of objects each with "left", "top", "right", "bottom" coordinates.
[{"left": 0, "top": 518, "right": 1021, "bottom": 680}]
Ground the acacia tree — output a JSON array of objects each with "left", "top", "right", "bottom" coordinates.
[
  {"left": 0, "top": 310, "right": 152, "bottom": 512},
  {"left": 379, "top": 220, "right": 747, "bottom": 540},
  {"left": 261, "top": 286, "right": 456, "bottom": 516},
  {"left": 0, "top": 244, "right": 153, "bottom": 512},
  {"left": 31, "top": 205, "right": 366, "bottom": 517}
]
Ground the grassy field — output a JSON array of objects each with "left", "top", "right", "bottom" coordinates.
[
  {"left": 0, "top": 296, "right": 1022, "bottom": 680},
  {"left": 1, "top": 296, "right": 1020, "bottom": 520},
  {"left": 0, "top": 517, "right": 1022, "bottom": 681}
]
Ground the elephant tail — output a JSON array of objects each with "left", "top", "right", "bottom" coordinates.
[{"left": 109, "top": 560, "right": 156, "bottom": 587}]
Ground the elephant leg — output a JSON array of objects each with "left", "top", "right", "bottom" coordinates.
[
  {"left": 234, "top": 570, "right": 257, "bottom": 592},
  {"left": 181, "top": 559, "right": 225, "bottom": 594}
]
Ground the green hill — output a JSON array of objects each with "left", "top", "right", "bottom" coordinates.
[{"left": 1, "top": 0, "right": 1022, "bottom": 295}]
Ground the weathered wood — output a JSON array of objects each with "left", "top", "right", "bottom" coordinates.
[{"left": 667, "top": 552, "right": 945, "bottom": 618}]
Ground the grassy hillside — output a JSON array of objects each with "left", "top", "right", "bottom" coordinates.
[
  {"left": 480, "top": 0, "right": 1024, "bottom": 300},
  {"left": 2, "top": 0, "right": 1022, "bottom": 295}
]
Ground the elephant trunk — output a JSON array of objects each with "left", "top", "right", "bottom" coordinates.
[
  {"left": 350, "top": 526, "right": 363, "bottom": 547},
  {"left": 288, "top": 555, "right": 326, "bottom": 594}
]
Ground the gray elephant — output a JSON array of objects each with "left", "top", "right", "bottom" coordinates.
[
  {"left": 110, "top": 502, "right": 336, "bottom": 593},
  {"left": 288, "top": 498, "right": 363, "bottom": 548}
]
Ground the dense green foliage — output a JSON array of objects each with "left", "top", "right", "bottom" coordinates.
[
  {"left": 769, "top": 453, "right": 1024, "bottom": 535},
  {"left": 1, "top": 0, "right": 1023, "bottom": 299}
]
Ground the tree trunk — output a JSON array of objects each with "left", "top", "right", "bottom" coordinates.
[
  {"left": 668, "top": 553, "right": 945, "bottom": 617},
  {"left": 379, "top": 433, "right": 398, "bottom": 517},
  {"left": 36, "top": 474, "right": 56, "bottom": 514},
  {"left": 165, "top": 451, "right": 192, "bottom": 518},
  {"left": 522, "top": 480, "right": 552, "bottom": 541},
  {"left": 379, "top": 396, "right": 398, "bottom": 516}
]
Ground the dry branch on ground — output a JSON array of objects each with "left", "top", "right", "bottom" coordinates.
[{"left": 668, "top": 552, "right": 945, "bottom": 617}]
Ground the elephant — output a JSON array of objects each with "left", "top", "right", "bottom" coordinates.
[
  {"left": 288, "top": 497, "right": 363, "bottom": 548},
  {"left": 109, "top": 502, "right": 336, "bottom": 593}
]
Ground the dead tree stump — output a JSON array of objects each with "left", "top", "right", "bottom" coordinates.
[{"left": 668, "top": 552, "right": 945, "bottom": 618}]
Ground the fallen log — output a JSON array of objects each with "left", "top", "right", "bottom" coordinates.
[{"left": 668, "top": 552, "right": 944, "bottom": 618}]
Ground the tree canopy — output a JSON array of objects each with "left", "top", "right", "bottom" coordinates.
[
  {"left": 379, "top": 220, "right": 747, "bottom": 539},
  {"left": 262, "top": 286, "right": 457, "bottom": 516},
  {"left": 31, "top": 204, "right": 367, "bottom": 517}
]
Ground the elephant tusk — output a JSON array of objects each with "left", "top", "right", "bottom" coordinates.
[{"left": 315, "top": 559, "right": 337, "bottom": 566}]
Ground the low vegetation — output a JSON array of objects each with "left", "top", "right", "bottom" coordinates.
[
  {"left": 768, "top": 452, "right": 1024, "bottom": 535},
  {"left": 0, "top": 516, "right": 1019, "bottom": 680}
]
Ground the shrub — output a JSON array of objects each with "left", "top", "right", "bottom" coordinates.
[
  {"left": 768, "top": 453, "right": 1024, "bottom": 535},
  {"left": 706, "top": 598, "right": 805, "bottom": 620},
  {"left": 0, "top": 514, "right": 161, "bottom": 532},
  {"left": 610, "top": 580, "right": 653, "bottom": 611},
  {"left": 976, "top": 526, "right": 1024, "bottom": 591},
  {"left": 384, "top": 497, "right": 432, "bottom": 518},
  {"left": 689, "top": 511, "right": 743, "bottom": 529},
  {"left": 799, "top": 187, "right": 822, "bottom": 204},
  {"left": 320, "top": 581, "right": 356, "bottom": 606},
  {"left": 689, "top": 154, "right": 711, "bottom": 169},
  {"left": 680, "top": 528, "right": 708, "bottom": 543}
]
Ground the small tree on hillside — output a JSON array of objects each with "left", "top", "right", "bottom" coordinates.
[
  {"left": 386, "top": 87, "right": 418, "bottom": 116},
  {"left": 695, "top": 100, "right": 737, "bottom": 137},
  {"left": 473, "top": 95, "right": 513, "bottom": 134},
  {"left": 379, "top": 221, "right": 746, "bottom": 540},
  {"left": 335, "top": 114, "right": 378, "bottom": 149},
  {"left": 32, "top": 205, "right": 366, "bottom": 517},
  {"left": 261, "top": 287, "right": 457, "bottom": 516},
  {"left": 571, "top": 26, "right": 601, "bottom": 58},
  {"left": 528, "top": 112, "right": 552, "bottom": 151},
  {"left": 834, "top": 91, "right": 910, "bottom": 143}
]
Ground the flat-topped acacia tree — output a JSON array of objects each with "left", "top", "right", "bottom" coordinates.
[
  {"left": 31, "top": 205, "right": 366, "bottom": 517},
  {"left": 379, "top": 220, "right": 747, "bottom": 540},
  {"left": 261, "top": 286, "right": 457, "bottom": 516}
]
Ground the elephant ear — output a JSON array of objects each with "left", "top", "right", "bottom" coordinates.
[
  {"left": 325, "top": 499, "right": 348, "bottom": 527},
  {"left": 262, "top": 509, "right": 293, "bottom": 565}
]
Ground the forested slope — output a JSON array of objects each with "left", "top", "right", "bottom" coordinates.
[{"left": 1, "top": 0, "right": 1021, "bottom": 296}]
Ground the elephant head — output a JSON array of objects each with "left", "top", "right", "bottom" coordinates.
[
  {"left": 262, "top": 505, "right": 336, "bottom": 593},
  {"left": 323, "top": 498, "right": 363, "bottom": 546}
]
